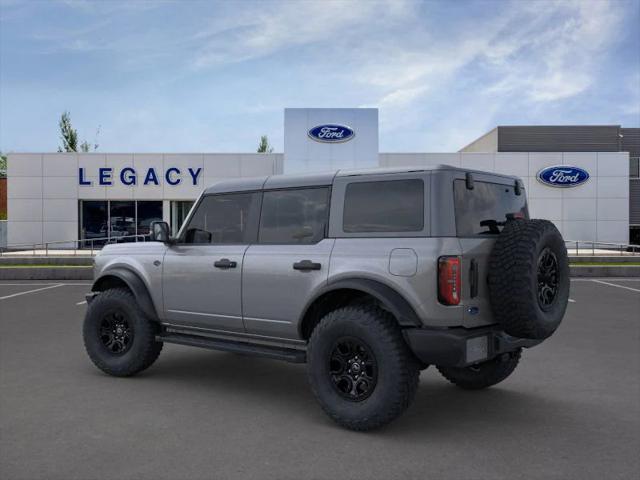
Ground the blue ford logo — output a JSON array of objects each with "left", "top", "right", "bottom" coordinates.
[
  {"left": 308, "top": 124, "right": 355, "bottom": 143},
  {"left": 537, "top": 165, "right": 589, "bottom": 188}
]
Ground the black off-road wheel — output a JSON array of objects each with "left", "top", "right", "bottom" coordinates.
[
  {"left": 307, "top": 305, "right": 420, "bottom": 431},
  {"left": 83, "top": 287, "right": 163, "bottom": 377},
  {"left": 488, "top": 219, "right": 569, "bottom": 340},
  {"left": 437, "top": 349, "right": 521, "bottom": 390}
]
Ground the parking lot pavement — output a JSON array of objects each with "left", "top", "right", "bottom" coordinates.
[{"left": 1, "top": 280, "right": 639, "bottom": 480}]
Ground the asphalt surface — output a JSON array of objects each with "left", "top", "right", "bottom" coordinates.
[{"left": 1, "top": 280, "right": 639, "bottom": 480}]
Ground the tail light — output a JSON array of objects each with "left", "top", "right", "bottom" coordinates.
[{"left": 438, "top": 256, "right": 461, "bottom": 305}]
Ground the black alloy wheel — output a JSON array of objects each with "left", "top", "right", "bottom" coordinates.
[
  {"left": 537, "top": 247, "right": 559, "bottom": 310},
  {"left": 329, "top": 337, "right": 378, "bottom": 401},
  {"left": 99, "top": 310, "right": 134, "bottom": 355}
]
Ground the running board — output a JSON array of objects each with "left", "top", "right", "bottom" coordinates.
[{"left": 156, "top": 333, "right": 307, "bottom": 363}]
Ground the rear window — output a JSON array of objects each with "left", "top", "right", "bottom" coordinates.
[
  {"left": 454, "top": 180, "right": 528, "bottom": 236},
  {"left": 343, "top": 179, "right": 424, "bottom": 233}
]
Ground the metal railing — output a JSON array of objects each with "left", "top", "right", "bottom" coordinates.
[
  {"left": 565, "top": 240, "right": 640, "bottom": 256},
  {"left": 0, "top": 234, "right": 150, "bottom": 256}
]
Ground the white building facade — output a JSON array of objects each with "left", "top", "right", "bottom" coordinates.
[{"left": 6, "top": 108, "right": 630, "bottom": 247}]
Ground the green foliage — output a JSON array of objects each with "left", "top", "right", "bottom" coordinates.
[
  {"left": 0, "top": 152, "right": 7, "bottom": 175},
  {"left": 58, "top": 111, "right": 78, "bottom": 152},
  {"left": 58, "top": 112, "right": 100, "bottom": 152},
  {"left": 257, "top": 135, "right": 274, "bottom": 153}
]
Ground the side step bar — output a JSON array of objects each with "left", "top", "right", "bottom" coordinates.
[{"left": 156, "top": 332, "right": 307, "bottom": 364}]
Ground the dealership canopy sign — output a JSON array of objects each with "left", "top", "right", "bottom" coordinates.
[
  {"left": 78, "top": 167, "right": 202, "bottom": 186},
  {"left": 308, "top": 124, "right": 355, "bottom": 143},
  {"left": 537, "top": 165, "right": 589, "bottom": 188}
]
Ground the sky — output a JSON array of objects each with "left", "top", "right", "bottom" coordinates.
[{"left": 0, "top": 0, "right": 639, "bottom": 154}]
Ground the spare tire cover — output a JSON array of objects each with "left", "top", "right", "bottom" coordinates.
[{"left": 488, "top": 219, "right": 569, "bottom": 340}]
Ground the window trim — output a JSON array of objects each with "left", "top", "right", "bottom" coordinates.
[
  {"left": 175, "top": 190, "right": 262, "bottom": 246},
  {"left": 257, "top": 186, "right": 332, "bottom": 245}
]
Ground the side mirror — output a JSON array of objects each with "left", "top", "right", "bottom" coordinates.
[{"left": 150, "top": 221, "right": 171, "bottom": 243}]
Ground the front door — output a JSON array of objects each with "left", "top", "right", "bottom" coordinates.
[
  {"left": 162, "top": 191, "right": 261, "bottom": 333},
  {"left": 242, "top": 187, "right": 332, "bottom": 340}
]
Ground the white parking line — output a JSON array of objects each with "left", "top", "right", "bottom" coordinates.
[
  {"left": 568, "top": 299, "right": 576, "bottom": 303},
  {"left": 0, "top": 284, "right": 64, "bottom": 301},
  {"left": 76, "top": 300, "right": 87, "bottom": 305},
  {"left": 0, "top": 283, "right": 91, "bottom": 286},
  {"left": 591, "top": 279, "right": 640, "bottom": 293}
]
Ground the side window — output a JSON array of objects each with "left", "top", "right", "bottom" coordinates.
[
  {"left": 343, "top": 179, "right": 424, "bottom": 233},
  {"left": 182, "top": 192, "right": 260, "bottom": 244},
  {"left": 259, "top": 188, "right": 330, "bottom": 244}
]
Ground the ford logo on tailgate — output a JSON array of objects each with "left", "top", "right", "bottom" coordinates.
[
  {"left": 537, "top": 165, "right": 589, "bottom": 188},
  {"left": 308, "top": 124, "right": 355, "bottom": 143}
]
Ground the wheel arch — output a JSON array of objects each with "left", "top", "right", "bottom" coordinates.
[
  {"left": 298, "top": 278, "right": 422, "bottom": 340},
  {"left": 92, "top": 267, "right": 158, "bottom": 320}
]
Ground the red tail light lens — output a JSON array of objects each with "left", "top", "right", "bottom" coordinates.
[{"left": 438, "top": 256, "right": 461, "bottom": 305}]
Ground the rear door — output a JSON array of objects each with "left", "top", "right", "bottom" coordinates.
[
  {"left": 242, "top": 187, "right": 333, "bottom": 340},
  {"left": 453, "top": 176, "right": 528, "bottom": 326}
]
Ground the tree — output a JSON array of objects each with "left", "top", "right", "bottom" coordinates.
[
  {"left": 0, "top": 152, "right": 6, "bottom": 174},
  {"left": 57, "top": 112, "right": 100, "bottom": 152},
  {"left": 58, "top": 111, "right": 78, "bottom": 152},
  {"left": 257, "top": 135, "right": 273, "bottom": 153}
]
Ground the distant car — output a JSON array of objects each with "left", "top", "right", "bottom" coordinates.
[{"left": 83, "top": 166, "right": 569, "bottom": 430}]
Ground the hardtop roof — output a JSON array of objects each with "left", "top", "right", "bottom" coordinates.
[{"left": 202, "top": 164, "right": 519, "bottom": 194}]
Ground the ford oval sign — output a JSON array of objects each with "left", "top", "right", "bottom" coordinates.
[
  {"left": 308, "top": 124, "right": 355, "bottom": 143},
  {"left": 537, "top": 165, "right": 590, "bottom": 188}
]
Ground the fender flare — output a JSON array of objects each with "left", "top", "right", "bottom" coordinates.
[
  {"left": 92, "top": 267, "right": 158, "bottom": 320},
  {"left": 300, "top": 278, "right": 422, "bottom": 329}
]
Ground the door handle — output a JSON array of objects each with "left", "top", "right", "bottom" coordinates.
[
  {"left": 293, "top": 260, "right": 321, "bottom": 271},
  {"left": 214, "top": 258, "right": 237, "bottom": 269}
]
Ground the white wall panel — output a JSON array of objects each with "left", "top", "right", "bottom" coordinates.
[
  {"left": 9, "top": 199, "right": 43, "bottom": 221},
  {"left": 43, "top": 176, "right": 78, "bottom": 199},
  {"left": 7, "top": 177, "right": 42, "bottom": 199},
  {"left": 562, "top": 198, "right": 596, "bottom": 221},
  {"left": 597, "top": 198, "right": 629, "bottom": 221},
  {"left": 596, "top": 221, "right": 628, "bottom": 243},
  {"left": 563, "top": 221, "right": 597, "bottom": 241},
  {"left": 460, "top": 153, "right": 494, "bottom": 172},
  {"left": 528, "top": 152, "right": 563, "bottom": 177},
  {"left": 42, "top": 153, "right": 77, "bottom": 177},
  {"left": 7, "top": 221, "right": 42, "bottom": 245},
  {"left": 43, "top": 199, "right": 78, "bottom": 222},
  {"left": 597, "top": 177, "right": 629, "bottom": 199},
  {"left": 43, "top": 221, "right": 78, "bottom": 245},
  {"left": 494, "top": 153, "right": 529, "bottom": 178},
  {"left": 7, "top": 154, "right": 42, "bottom": 177},
  {"left": 528, "top": 198, "right": 562, "bottom": 221},
  {"left": 597, "top": 152, "right": 628, "bottom": 177}
]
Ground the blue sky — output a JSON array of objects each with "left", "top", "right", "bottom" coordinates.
[{"left": 1, "top": 0, "right": 639, "bottom": 153}]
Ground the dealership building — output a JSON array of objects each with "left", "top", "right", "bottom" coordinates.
[{"left": 5, "top": 108, "right": 639, "bottom": 247}]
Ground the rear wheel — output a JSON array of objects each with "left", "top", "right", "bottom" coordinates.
[
  {"left": 307, "top": 305, "right": 420, "bottom": 431},
  {"left": 83, "top": 288, "right": 163, "bottom": 377},
  {"left": 436, "top": 349, "right": 521, "bottom": 390}
]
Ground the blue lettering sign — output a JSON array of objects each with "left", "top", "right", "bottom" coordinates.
[
  {"left": 144, "top": 168, "right": 160, "bottom": 186},
  {"left": 99, "top": 167, "right": 112, "bottom": 186},
  {"left": 165, "top": 167, "right": 181, "bottom": 186},
  {"left": 120, "top": 167, "right": 136, "bottom": 186},
  {"left": 78, "top": 167, "right": 92, "bottom": 186},
  {"left": 188, "top": 167, "right": 202, "bottom": 185},
  {"left": 308, "top": 124, "right": 355, "bottom": 143}
]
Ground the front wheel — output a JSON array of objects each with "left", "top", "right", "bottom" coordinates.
[
  {"left": 436, "top": 349, "right": 521, "bottom": 390},
  {"left": 83, "top": 288, "right": 163, "bottom": 377},
  {"left": 307, "top": 305, "right": 420, "bottom": 431}
]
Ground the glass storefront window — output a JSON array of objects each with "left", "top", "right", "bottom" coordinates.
[
  {"left": 79, "top": 200, "right": 165, "bottom": 245},
  {"left": 170, "top": 200, "right": 195, "bottom": 235},
  {"left": 137, "top": 201, "right": 163, "bottom": 236},
  {"left": 80, "top": 201, "right": 108, "bottom": 245},
  {"left": 109, "top": 201, "right": 136, "bottom": 239}
]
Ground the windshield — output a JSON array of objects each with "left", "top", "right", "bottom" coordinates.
[{"left": 454, "top": 179, "right": 528, "bottom": 236}]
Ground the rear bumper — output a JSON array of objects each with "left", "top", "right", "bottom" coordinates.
[{"left": 403, "top": 326, "right": 542, "bottom": 368}]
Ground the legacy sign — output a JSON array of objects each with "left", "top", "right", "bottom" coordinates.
[
  {"left": 537, "top": 165, "right": 589, "bottom": 188},
  {"left": 78, "top": 167, "right": 202, "bottom": 186}
]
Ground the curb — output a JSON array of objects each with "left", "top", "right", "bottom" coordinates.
[
  {"left": 569, "top": 265, "right": 640, "bottom": 277},
  {"left": 0, "top": 267, "right": 93, "bottom": 280}
]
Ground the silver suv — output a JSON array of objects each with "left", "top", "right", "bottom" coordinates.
[{"left": 83, "top": 166, "right": 569, "bottom": 430}]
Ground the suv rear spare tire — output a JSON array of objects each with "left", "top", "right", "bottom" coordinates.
[{"left": 488, "top": 219, "right": 569, "bottom": 340}]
